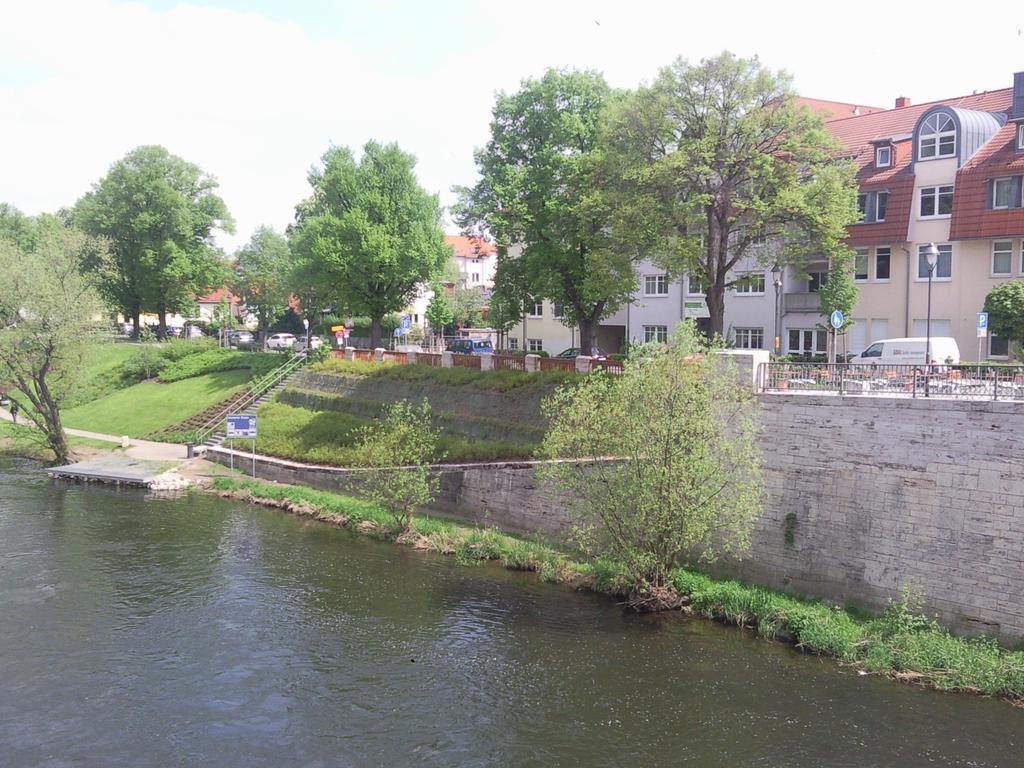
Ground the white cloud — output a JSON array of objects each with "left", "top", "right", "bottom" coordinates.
[{"left": 4, "top": 0, "right": 1024, "bottom": 252}]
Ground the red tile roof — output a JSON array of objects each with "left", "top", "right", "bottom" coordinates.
[
  {"left": 197, "top": 288, "right": 239, "bottom": 304},
  {"left": 796, "top": 97, "right": 884, "bottom": 121},
  {"left": 821, "top": 87, "right": 1016, "bottom": 244},
  {"left": 445, "top": 235, "right": 495, "bottom": 259},
  {"left": 951, "top": 121, "right": 1024, "bottom": 239}
]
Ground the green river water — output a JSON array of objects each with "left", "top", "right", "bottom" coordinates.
[{"left": 0, "top": 458, "right": 1020, "bottom": 767}]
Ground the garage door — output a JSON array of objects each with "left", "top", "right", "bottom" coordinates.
[{"left": 848, "top": 318, "right": 867, "bottom": 356}]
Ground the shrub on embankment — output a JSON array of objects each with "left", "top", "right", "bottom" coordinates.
[
  {"left": 211, "top": 476, "right": 1024, "bottom": 703},
  {"left": 311, "top": 358, "right": 578, "bottom": 392}
]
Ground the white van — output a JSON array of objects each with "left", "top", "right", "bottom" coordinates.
[{"left": 850, "top": 337, "right": 961, "bottom": 366}]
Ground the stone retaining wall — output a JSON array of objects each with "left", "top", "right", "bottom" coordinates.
[{"left": 211, "top": 390, "right": 1024, "bottom": 643}]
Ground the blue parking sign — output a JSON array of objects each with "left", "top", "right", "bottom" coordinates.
[{"left": 977, "top": 312, "right": 988, "bottom": 330}]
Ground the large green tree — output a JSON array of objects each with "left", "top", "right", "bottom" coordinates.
[
  {"left": 601, "top": 52, "right": 860, "bottom": 335},
  {"left": 289, "top": 142, "right": 448, "bottom": 349},
  {"left": 984, "top": 282, "right": 1024, "bottom": 359},
  {"left": 0, "top": 221, "right": 104, "bottom": 464},
  {"left": 455, "top": 69, "right": 639, "bottom": 353},
  {"left": 75, "top": 145, "right": 234, "bottom": 338},
  {"left": 232, "top": 226, "right": 291, "bottom": 340}
]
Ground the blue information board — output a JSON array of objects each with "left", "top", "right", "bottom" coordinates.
[{"left": 226, "top": 414, "right": 257, "bottom": 439}]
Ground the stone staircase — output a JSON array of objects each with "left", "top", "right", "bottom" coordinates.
[{"left": 188, "top": 353, "right": 308, "bottom": 451}]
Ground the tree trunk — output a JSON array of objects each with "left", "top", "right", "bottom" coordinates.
[
  {"left": 370, "top": 316, "right": 382, "bottom": 349},
  {"left": 706, "top": 286, "right": 725, "bottom": 337},
  {"left": 35, "top": 374, "right": 69, "bottom": 465},
  {"left": 578, "top": 318, "right": 595, "bottom": 355},
  {"left": 157, "top": 308, "right": 167, "bottom": 340},
  {"left": 131, "top": 308, "right": 141, "bottom": 340}
]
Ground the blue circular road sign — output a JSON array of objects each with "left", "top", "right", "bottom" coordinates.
[{"left": 829, "top": 309, "right": 844, "bottom": 329}]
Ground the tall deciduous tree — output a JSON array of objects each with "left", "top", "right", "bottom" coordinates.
[
  {"left": 601, "top": 52, "right": 860, "bottom": 335},
  {"left": 424, "top": 287, "right": 454, "bottom": 341},
  {"left": 0, "top": 222, "right": 104, "bottom": 464},
  {"left": 984, "top": 282, "right": 1024, "bottom": 359},
  {"left": 233, "top": 226, "right": 291, "bottom": 340},
  {"left": 290, "top": 142, "right": 448, "bottom": 349},
  {"left": 455, "top": 70, "right": 639, "bottom": 353},
  {"left": 75, "top": 145, "right": 234, "bottom": 338}
]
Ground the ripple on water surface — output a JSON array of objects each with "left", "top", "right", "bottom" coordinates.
[{"left": 0, "top": 461, "right": 1020, "bottom": 767}]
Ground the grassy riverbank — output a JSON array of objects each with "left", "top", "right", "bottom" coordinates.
[{"left": 211, "top": 476, "right": 1024, "bottom": 704}]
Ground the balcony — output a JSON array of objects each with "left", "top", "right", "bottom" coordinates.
[{"left": 784, "top": 291, "right": 823, "bottom": 313}]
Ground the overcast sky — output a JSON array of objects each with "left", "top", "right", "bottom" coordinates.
[{"left": 4, "top": 0, "right": 1024, "bottom": 251}]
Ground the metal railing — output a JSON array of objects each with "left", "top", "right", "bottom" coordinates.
[
  {"left": 760, "top": 362, "right": 1024, "bottom": 401},
  {"left": 382, "top": 351, "right": 407, "bottom": 364},
  {"left": 417, "top": 352, "right": 442, "bottom": 368},
  {"left": 493, "top": 354, "right": 526, "bottom": 372},
  {"left": 193, "top": 353, "right": 307, "bottom": 444},
  {"left": 451, "top": 353, "right": 482, "bottom": 369},
  {"left": 593, "top": 359, "right": 625, "bottom": 375}
]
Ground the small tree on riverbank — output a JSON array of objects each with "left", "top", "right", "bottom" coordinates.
[
  {"left": 0, "top": 223, "right": 104, "bottom": 464},
  {"left": 539, "top": 321, "right": 763, "bottom": 606},
  {"left": 351, "top": 400, "right": 440, "bottom": 534}
]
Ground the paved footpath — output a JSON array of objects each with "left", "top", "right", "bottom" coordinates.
[{"left": 0, "top": 407, "right": 186, "bottom": 461}]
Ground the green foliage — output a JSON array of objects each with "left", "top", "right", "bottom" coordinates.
[
  {"left": 348, "top": 400, "right": 441, "bottom": 532},
  {"left": 600, "top": 52, "right": 860, "bottom": 333},
  {"left": 984, "top": 281, "right": 1024, "bottom": 357},
  {"left": 214, "top": 476, "right": 1024, "bottom": 702},
  {"left": 450, "top": 286, "right": 486, "bottom": 328},
  {"left": 0, "top": 224, "right": 104, "bottom": 464},
  {"left": 425, "top": 287, "right": 454, "bottom": 335},
  {"left": 232, "top": 226, "right": 291, "bottom": 332},
  {"left": 121, "top": 346, "right": 168, "bottom": 381},
  {"left": 455, "top": 69, "right": 632, "bottom": 351},
  {"left": 156, "top": 349, "right": 280, "bottom": 383},
  {"left": 254, "top": 401, "right": 531, "bottom": 465},
  {"left": 159, "top": 337, "right": 219, "bottom": 360},
  {"left": 539, "top": 321, "right": 763, "bottom": 593},
  {"left": 74, "top": 145, "right": 234, "bottom": 333},
  {"left": 311, "top": 357, "right": 578, "bottom": 392},
  {"left": 817, "top": 255, "right": 859, "bottom": 334},
  {"left": 289, "top": 141, "right": 449, "bottom": 348}
]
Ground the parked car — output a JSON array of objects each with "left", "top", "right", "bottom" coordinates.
[
  {"left": 849, "top": 337, "right": 961, "bottom": 366},
  {"left": 184, "top": 324, "right": 205, "bottom": 339},
  {"left": 556, "top": 347, "right": 607, "bottom": 360},
  {"left": 446, "top": 338, "right": 494, "bottom": 355},
  {"left": 293, "top": 335, "right": 323, "bottom": 353},
  {"left": 166, "top": 326, "right": 183, "bottom": 338},
  {"left": 230, "top": 330, "right": 256, "bottom": 349},
  {"left": 266, "top": 332, "right": 297, "bottom": 350}
]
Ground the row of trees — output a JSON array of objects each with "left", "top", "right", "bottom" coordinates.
[{"left": 456, "top": 53, "right": 862, "bottom": 351}]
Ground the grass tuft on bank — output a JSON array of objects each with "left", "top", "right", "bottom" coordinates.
[
  {"left": 312, "top": 358, "right": 578, "bottom": 392},
  {"left": 211, "top": 475, "right": 1024, "bottom": 704}
]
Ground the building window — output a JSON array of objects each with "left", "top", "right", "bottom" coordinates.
[
  {"left": 876, "top": 145, "right": 892, "bottom": 168},
  {"left": 734, "top": 327, "right": 764, "bottom": 349},
  {"left": 990, "top": 334, "right": 1010, "bottom": 358},
  {"left": 854, "top": 248, "right": 869, "bottom": 281},
  {"left": 920, "top": 186, "right": 953, "bottom": 217},
  {"left": 644, "top": 274, "right": 669, "bottom": 296},
  {"left": 876, "top": 191, "right": 888, "bottom": 222},
  {"left": 917, "top": 244, "right": 952, "bottom": 280},
  {"left": 527, "top": 338, "right": 543, "bottom": 352},
  {"left": 471, "top": 272, "right": 480, "bottom": 283},
  {"left": 507, "top": 338, "right": 519, "bottom": 351},
  {"left": 734, "top": 273, "right": 765, "bottom": 294},
  {"left": 527, "top": 299, "right": 542, "bottom": 318},
  {"left": 552, "top": 303, "right": 565, "bottom": 319},
  {"left": 807, "top": 270, "right": 828, "bottom": 292},
  {"left": 857, "top": 193, "right": 868, "bottom": 222},
  {"left": 992, "top": 241, "right": 1013, "bottom": 276},
  {"left": 787, "top": 329, "right": 828, "bottom": 354},
  {"left": 643, "top": 325, "right": 669, "bottom": 343},
  {"left": 1018, "top": 124, "right": 1024, "bottom": 151},
  {"left": 875, "top": 247, "right": 891, "bottom": 281},
  {"left": 993, "top": 177, "right": 1014, "bottom": 209},
  {"left": 686, "top": 274, "right": 706, "bottom": 295},
  {"left": 413, "top": 314, "right": 419, "bottom": 324},
  {"left": 918, "top": 111, "right": 956, "bottom": 160}
]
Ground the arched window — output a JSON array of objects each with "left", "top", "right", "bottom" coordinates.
[{"left": 918, "top": 112, "right": 956, "bottom": 160}]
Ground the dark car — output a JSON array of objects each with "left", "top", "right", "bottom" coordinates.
[
  {"left": 446, "top": 338, "right": 494, "bottom": 355},
  {"left": 556, "top": 347, "right": 607, "bottom": 360}
]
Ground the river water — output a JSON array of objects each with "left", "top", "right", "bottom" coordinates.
[{"left": 1, "top": 458, "right": 1021, "bottom": 767}]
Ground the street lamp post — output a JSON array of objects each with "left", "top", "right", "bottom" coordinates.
[
  {"left": 771, "top": 262, "right": 783, "bottom": 356},
  {"left": 923, "top": 242, "right": 939, "bottom": 397}
]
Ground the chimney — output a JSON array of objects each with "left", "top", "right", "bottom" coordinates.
[
  {"left": 895, "top": 96, "right": 911, "bottom": 108},
  {"left": 1013, "top": 72, "right": 1024, "bottom": 120}
]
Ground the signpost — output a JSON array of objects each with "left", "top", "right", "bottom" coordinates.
[
  {"left": 829, "top": 310, "right": 844, "bottom": 365},
  {"left": 225, "top": 414, "right": 257, "bottom": 477},
  {"left": 977, "top": 312, "right": 989, "bottom": 374}
]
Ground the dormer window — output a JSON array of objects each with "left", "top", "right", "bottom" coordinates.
[
  {"left": 876, "top": 146, "right": 892, "bottom": 168},
  {"left": 918, "top": 112, "right": 956, "bottom": 160},
  {"left": 1017, "top": 124, "right": 1024, "bottom": 151}
]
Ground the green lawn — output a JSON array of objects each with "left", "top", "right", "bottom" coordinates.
[
  {"left": 63, "top": 370, "right": 250, "bottom": 437},
  {"left": 62, "top": 342, "right": 141, "bottom": 408}
]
